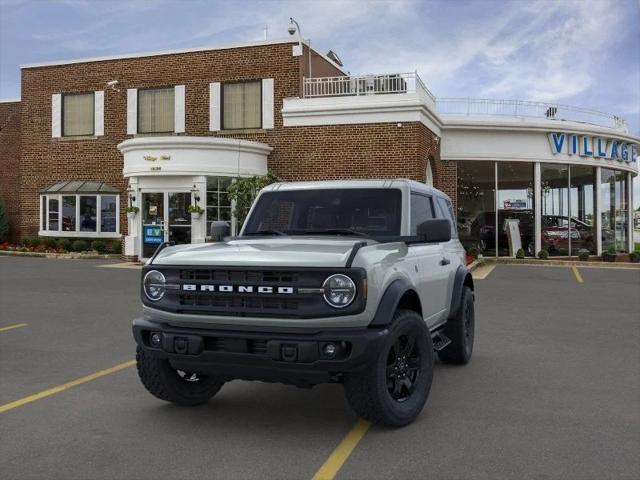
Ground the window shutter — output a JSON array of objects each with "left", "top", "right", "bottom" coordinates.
[
  {"left": 127, "top": 88, "right": 137, "bottom": 135},
  {"left": 209, "top": 82, "right": 221, "bottom": 131},
  {"left": 262, "top": 78, "right": 274, "bottom": 129},
  {"left": 94, "top": 91, "right": 104, "bottom": 136},
  {"left": 174, "top": 85, "right": 185, "bottom": 133},
  {"left": 51, "top": 94, "right": 62, "bottom": 138}
]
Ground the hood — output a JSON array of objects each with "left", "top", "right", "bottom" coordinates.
[{"left": 151, "top": 237, "right": 370, "bottom": 267}]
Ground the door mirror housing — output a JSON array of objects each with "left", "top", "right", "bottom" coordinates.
[
  {"left": 209, "top": 221, "right": 231, "bottom": 242},
  {"left": 416, "top": 218, "right": 451, "bottom": 243}
]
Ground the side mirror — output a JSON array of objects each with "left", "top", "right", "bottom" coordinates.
[
  {"left": 210, "top": 221, "right": 231, "bottom": 242},
  {"left": 417, "top": 218, "right": 451, "bottom": 243}
]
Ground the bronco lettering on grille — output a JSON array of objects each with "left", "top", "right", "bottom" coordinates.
[{"left": 182, "top": 284, "right": 295, "bottom": 294}]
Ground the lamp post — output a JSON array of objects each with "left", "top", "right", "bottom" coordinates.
[{"left": 288, "top": 17, "right": 312, "bottom": 80}]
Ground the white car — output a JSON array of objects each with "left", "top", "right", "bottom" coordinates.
[{"left": 133, "top": 179, "right": 475, "bottom": 427}]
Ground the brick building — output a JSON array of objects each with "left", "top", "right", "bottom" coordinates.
[{"left": 0, "top": 38, "right": 637, "bottom": 259}]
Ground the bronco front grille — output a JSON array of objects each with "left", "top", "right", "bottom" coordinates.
[{"left": 143, "top": 266, "right": 366, "bottom": 319}]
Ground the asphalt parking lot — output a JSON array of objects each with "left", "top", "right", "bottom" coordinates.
[{"left": 1, "top": 257, "right": 639, "bottom": 480}]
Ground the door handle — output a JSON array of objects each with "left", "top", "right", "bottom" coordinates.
[{"left": 440, "top": 258, "right": 450, "bottom": 266}]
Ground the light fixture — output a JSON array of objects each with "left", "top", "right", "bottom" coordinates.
[
  {"left": 288, "top": 17, "right": 311, "bottom": 77},
  {"left": 191, "top": 185, "right": 200, "bottom": 203},
  {"left": 126, "top": 186, "right": 136, "bottom": 204}
]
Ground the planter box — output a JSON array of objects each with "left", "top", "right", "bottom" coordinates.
[
  {"left": 191, "top": 212, "right": 203, "bottom": 220},
  {"left": 127, "top": 212, "right": 137, "bottom": 221},
  {"left": 602, "top": 253, "right": 617, "bottom": 263}
]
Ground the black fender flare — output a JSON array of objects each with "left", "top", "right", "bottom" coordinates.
[
  {"left": 369, "top": 279, "right": 420, "bottom": 327},
  {"left": 448, "top": 265, "right": 474, "bottom": 320}
]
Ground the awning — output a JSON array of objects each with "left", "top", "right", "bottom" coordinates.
[{"left": 40, "top": 181, "right": 120, "bottom": 194}]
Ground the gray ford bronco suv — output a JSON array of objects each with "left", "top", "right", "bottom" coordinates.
[{"left": 133, "top": 179, "right": 475, "bottom": 426}]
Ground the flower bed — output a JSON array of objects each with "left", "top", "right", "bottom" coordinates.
[{"left": 0, "top": 237, "right": 122, "bottom": 255}]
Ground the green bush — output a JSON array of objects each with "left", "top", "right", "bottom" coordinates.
[
  {"left": 467, "top": 246, "right": 480, "bottom": 258},
  {"left": 91, "top": 240, "right": 107, "bottom": 253},
  {"left": 537, "top": 249, "right": 549, "bottom": 260},
  {"left": 57, "top": 238, "right": 72, "bottom": 251},
  {"left": 227, "top": 172, "right": 279, "bottom": 228},
  {"left": 71, "top": 239, "right": 89, "bottom": 252},
  {"left": 606, "top": 244, "right": 616, "bottom": 255},
  {"left": 577, "top": 249, "right": 589, "bottom": 261},
  {"left": 0, "top": 194, "right": 9, "bottom": 242},
  {"left": 629, "top": 252, "right": 640, "bottom": 263},
  {"left": 108, "top": 240, "right": 122, "bottom": 254},
  {"left": 515, "top": 248, "right": 525, "bottom": 259},
  {"left": 40, "top": 237, "right": 58, "bottom": 249}
]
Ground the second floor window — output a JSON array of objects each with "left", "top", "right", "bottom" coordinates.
[
  {"left": 138, "top": 87, "right": 174, "bottom": 133},
  {"left": 63, "top": 92, "right": 94, "bottom": 136},
  {"left": 223, "top": 81, "right": 261, "bottom": 129}
]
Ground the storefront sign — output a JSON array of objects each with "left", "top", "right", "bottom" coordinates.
[
  {"left": 143, "top": 225, "right": 163, "bottom": 244},
  {"left": 548, "top": 133, "right": 638, "bottom": 163},
  {"left": 504, "top": 200, "right": 527, "bottom": 209}
]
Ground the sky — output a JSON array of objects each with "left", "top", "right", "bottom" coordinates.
[{"left": 1, "top": 0, "right": 638, "bottom": 203}]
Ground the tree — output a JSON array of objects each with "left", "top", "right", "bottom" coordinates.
[
  {"left": 0, "top": 194, "right": 9, "bottom": 242},
  {"left": 227, "top": 173, "right": 279, "bottom": 229}
]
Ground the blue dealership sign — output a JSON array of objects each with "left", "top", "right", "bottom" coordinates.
[{"left": 144, "top": 226, "right": 163, "bottom": 244}]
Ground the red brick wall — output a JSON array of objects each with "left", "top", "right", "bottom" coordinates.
[
  {"left": 15, "top": 41, "right": 440, "bottom": 241},
  {"left": 0, "top": 101, "right": 21, "bottom": 242}
]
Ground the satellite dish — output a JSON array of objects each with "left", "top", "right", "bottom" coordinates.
[{"left": 326, "top": 50, "right": 343, "bottom": 67}]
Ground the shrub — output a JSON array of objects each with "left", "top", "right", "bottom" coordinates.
[
  {"left": 0, "top": 194, "right": 9, "bottom": 242},
  {"left": 227, "top": 172, "right": 279, "bottom": 227},
  {"left": 21, "top": 236, "right": 39, "bottom": 247},
  {"left": 537, "top": 249, "right": 549, "bottom": 260},
  {"left": 629, "top": 252, "right": 640, "bottom": 263},
  {"left": 57, "top": 238, "right": 72, "bottom": 251},
  {"left": 515, "top": 248, "right": 525, "bottom": 259},
  {"left": 606, "top": 244, "right": 616, "bottom": 255},
  {"left": 91, "top": 240, "right": 107, "bottom": 253},
  {"left": 577, "top": 249, "right": 589, "bottom": 261},
  {"left": 467, "top": 246, "right": 480, "bottom": 258},
  {"left": 40, "top": 237, "right": 57, "bottom": 249},
  {"left": 108, "top": 240, "right": 122, "bottom": 254},
  {"left": 71, "top": 239, "right": 89, "bottom": 252}
]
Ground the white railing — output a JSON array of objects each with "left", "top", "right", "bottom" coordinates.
[
  {"left": 303, "top": 72, "right": 435, "bottom": 101},
  {"left": 436, "top": 97, "right": 628, "bottom": 132}
]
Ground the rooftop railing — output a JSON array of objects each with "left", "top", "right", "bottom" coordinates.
[
  {"left": 436, "top": 98, "right": 628, "bottom": 132},
  {"left": 301, "top": 73, "right": 628, "bottom": 132},
  {"left": 303, "top": 72, "right": 436, "bottom": 101}
]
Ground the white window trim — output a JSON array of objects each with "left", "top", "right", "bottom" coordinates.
[
  {"left": 174, "top": 85, "right": 185, "bottom": 133},
  {"left": 38, "top": 193, "right": 121, "bottom": 238}
]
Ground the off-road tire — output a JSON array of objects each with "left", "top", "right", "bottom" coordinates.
[
  {"left": 438, "top": 286, "right": 474, "bottom": 364},
  {"left": 136, "top": 346, "right": 224, "bottom": 406},
  {"left": 344, "top": 309, "right": 434, "bottom": 427}
]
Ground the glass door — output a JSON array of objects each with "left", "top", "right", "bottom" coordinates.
[
  {"left": 167, "top": 192, "right": 191, "bottom": 245},
  {"left": 142, "top": 192, "right": 165, "bottom": 259}
]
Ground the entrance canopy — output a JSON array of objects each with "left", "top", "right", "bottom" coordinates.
[{"left": 41, "top": 180, "right": 120, "bottom": 194}]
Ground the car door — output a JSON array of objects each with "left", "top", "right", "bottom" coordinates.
[
  {"left": 408, "top": 192, "right": 450, "bottom": 326},
  {"left": 435, "top": 196, "right": 462, "bottom": 313}
]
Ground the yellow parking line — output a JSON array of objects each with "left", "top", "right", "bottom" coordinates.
[
  {"left": 0, "top": 323, "right": 28, "bottom": 333},
  {"left": 571, "top": 266, "right": 584, "bottom": 283},
  {"left": 0, "top": 360, "right": 135, "bottom": 414},
  {"left": 312, "top": 419, "right": 371, "bottom": 480},
  {"left": 471, "top": 263, "right": 496, "bottom": 280},
  {"left": 98, "top": 262, "right": 142, "bottom": 269}
]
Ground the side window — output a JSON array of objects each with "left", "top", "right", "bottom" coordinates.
[
  {"left": 436, "top": 197, "right": 458, "bottom": 238},
  {"left": 410, "top": 193, "right": 434, "bottom": 235}
]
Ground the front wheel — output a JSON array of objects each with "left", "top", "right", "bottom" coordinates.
[
  {"left": 344, "top": 309, "right": 434, "bottom": 427},
  {"left": 136, "top": 346, "right": 224, "bottom": 406}
]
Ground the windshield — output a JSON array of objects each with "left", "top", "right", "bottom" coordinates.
[{"left": 242, "top": 188, "right": 402, "bottom": 238}]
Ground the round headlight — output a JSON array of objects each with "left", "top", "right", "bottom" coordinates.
[
  {"left": 143, "top": 270, "right": 166, "bottom": 302},
  {"left": 322, "top": 274, "right": 356, "bottom": 308}
]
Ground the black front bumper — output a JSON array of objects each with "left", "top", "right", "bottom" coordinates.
[{"left": 132, "top": 318, "right": 389, "bottom": 386}]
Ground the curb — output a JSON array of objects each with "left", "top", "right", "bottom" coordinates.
[
  {"left": 0, "top": 250, "right": 121, "bottom": 260},
  {"left": 476, "top": 257, "right": 640, "bottom": 270}
]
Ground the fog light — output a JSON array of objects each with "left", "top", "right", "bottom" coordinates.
[
  {"left": 150, "top": 332, "right": 162, "bottom": 348},
  {"left": 323, "top": 343, "right": 337, "bottom": 358}
]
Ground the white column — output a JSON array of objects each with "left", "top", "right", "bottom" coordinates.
[
  {"left": 124, "top": 177, "right": 140, "bottom": 258},
  {"left": 534, "top": 162, "right": 541, "bottom": 256},
  {"left": 595, "top": 167, "right": 602, "bottom": 256},
  {"left": 628, "top": 172, "right": 634, "bottom": 253},
  {"left": 192, "top": 175, "right": 207, "bottom": 244}
]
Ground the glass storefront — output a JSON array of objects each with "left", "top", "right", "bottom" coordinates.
[
  {"left": 601, "top": 169, "right": 628, "bottom": 253},
  {"left": 457, "top": 161, "right": 496, "bottom": 255},
  {"left": 457, "top": 161, "right": 628, "bottom": 257},
  {"left": 206, "top": 176, "right": 233, "bottom": 234}
]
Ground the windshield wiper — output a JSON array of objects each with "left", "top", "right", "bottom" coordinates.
[
  {"left": 243, "top": 229, "right": 287, "bottom": 236},
  {"left": 302, "top": 228, "right": 370, "bottom": 238}
]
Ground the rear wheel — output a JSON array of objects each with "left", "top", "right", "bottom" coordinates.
[
  {"left": 438, "top": 286, "right": 474, "bottom": 364},
  {"left": 344, "top": 309, "right": 434, "bottom": 427},
  {"left": 136, "top": 346, "right": 224, "bottom": 406}
]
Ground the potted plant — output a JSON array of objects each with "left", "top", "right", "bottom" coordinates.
[
  {"left": 187, "top": 204, "right": 204, "bottom": 219},
  {"left": 629, "top": 250, "right": 640, "bottom": 263},
  {"left": 602, "top": 245, "right": 617, "bottom": 262},
  {"left": 126, "top": 206, "right": 139, "bottom": 220},
  {"left": 577, "top": 249, "right": 590, "bottom": 262},
  {"left": 515, "top": 248, "right": 525, "bottom": 259},
  {"left": 537, "top": 249, "right": 549, "bottom": 260}
]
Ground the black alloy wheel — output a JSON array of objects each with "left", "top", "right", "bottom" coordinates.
[{"left": 386, "top": 335, "right": 421, "bottom": 402}]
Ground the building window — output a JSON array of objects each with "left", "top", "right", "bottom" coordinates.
[
  {"left": 206, "top": 177, "right": 233, "bottom": 233},
  {"left": 138, "top": 87, "right": 174, "bottom": 133},
  {"left": 436, "top": 197, "right": 458, "bottom": 238},
  {"left": 457, "top": 161, "right": 496, "bottom": 255},
  {"left": 601, "top": 168, "right": 628, "bottom": 253},
  {"left": 497, "top": 162, "right": 534, "bottom": 256},
  {"left": 40, "top": 193, "right": 120, "bottom": 237},
  {"left": 63, "top": 92, "right": 94, "bottom": 136},
  {"left": 222, "top": 81, "right": 261, "bottom": 129}
]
